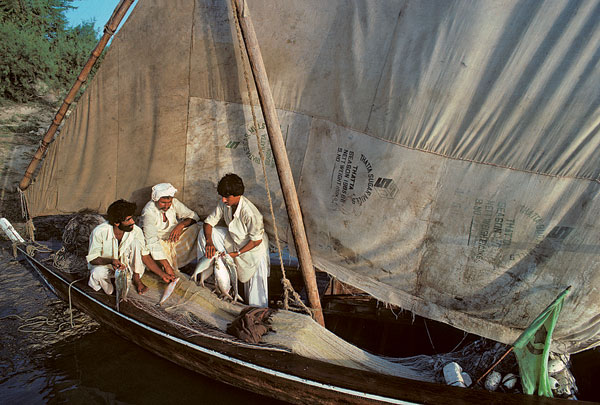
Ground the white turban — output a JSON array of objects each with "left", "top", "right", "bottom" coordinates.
[{"left": 151, "top": 183, "right": 177, "bottom": 201}]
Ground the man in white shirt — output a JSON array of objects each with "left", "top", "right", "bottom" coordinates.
[
  {"left": 198, "top": 174, "right": 269, "bottom": 307},
  {"left": 87, "top": 199, "right": 176, "bottom": 295},
  {"left": 141, "top": 183, "right": 200, "bottom": 275}
]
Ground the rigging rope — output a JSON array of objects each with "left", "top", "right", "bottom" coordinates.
[
  {"left": 18, "top": 188, "right": 36, "bottom": 241},
  {"left": 230, "top": 0, "right": 311, "bottom": 315}
]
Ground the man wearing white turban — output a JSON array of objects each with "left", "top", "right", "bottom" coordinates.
[{"left": 141, "top": 183, "right": 200, "bottom": 275}]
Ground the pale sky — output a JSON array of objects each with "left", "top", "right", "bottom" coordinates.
[{"left": 64, "top": 0, "right": 137, "bottom": 34}]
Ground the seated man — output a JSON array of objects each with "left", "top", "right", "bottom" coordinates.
[
  {"left": 87, "top": 199, "right": 175, "bottom": 295},
  {"left": 198, "top": 173, "right": 269, "bottom": 307},
  {"left": 141, "top": 183, "right": 200, "bottom": 275}
]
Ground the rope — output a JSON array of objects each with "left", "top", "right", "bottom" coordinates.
[
  {"left": 0, "top": 314, "right": 71, "bottom": 334},
  {"left": 25, "top": 242, "right": 53, "bottom": 257},
  {"left": 18, "top": 188, "right": 36, "bottom": 241},
  {"left": 18, "top": 187, "right": 28, "bottom": 219},
  {"left": 423, "top": 319, "right": 437, "bottom": 353},
  {"left": 0, "top": 276, "right": 85, "bottom": 332},
  {"left": 9, "top": 240, "right": 52, "bottom": 259},
  {"left": 230, "top": 0, "right": 311, "bottom": 316},
  {"left": 68, "top": 277, "right": 86, "bottom": 327},
  {"left": 52, "top": 246, "right": 68, "bottom": 269}
]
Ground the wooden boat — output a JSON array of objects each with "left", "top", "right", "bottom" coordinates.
[{"left": 19, "top": 244, "right": 591, "bottom": 404}]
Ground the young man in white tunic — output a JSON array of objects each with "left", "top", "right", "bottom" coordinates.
[
  {"left": 141, "top": 183, "right": 200, "bottom": 275},
  {"left": 198, "top": 174, "right": 269, "bottom": 307},
  {"left": 87, "top": 199, "right": 176, "bottom": 295}
]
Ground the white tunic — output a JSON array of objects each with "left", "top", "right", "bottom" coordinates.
[
  {"left": 204, "top": 196, "right": 267, "bottom": 283},
  {"left": 86, "top": 222, "right": 149, "bottom": 294},
  {"left": 141, "top": 198, "right": 200, "bottom": 262}
]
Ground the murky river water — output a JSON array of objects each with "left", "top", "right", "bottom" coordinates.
[{"left": 0, "top": 243, "right": 286, "bottom": 404}]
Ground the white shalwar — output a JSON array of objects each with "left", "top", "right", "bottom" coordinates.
[
  {"left": 86, "top": 222, "right": 149, "bottom": 295},
  {"left": 141, "top": 198, "right": 200, "bottom": 269},
  {"left": 199, "top": 196, "right": 269, "bottom": 307}
]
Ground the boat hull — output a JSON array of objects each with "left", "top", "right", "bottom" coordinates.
[{"left": 22, "top": 249, "right": 590, "bottom": 405}]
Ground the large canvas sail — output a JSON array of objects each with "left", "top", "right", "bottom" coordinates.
[{"left": 25, "top": 0, "right": 600, "bottom": 353}]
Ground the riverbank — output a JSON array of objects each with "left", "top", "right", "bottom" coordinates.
[{"left": 0, "top": 99, "right": 56, "bottom": 226}]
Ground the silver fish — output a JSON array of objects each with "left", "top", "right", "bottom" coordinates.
[
  {"left": 158, "top": 277, "right": 180, "bottom": 306},
  {"left": 222, "top": 254, "right": 242, "bottom": 303},
  {"left": 115, "top": 267, "right": 129, "bottom": 312},
  {"left": 214, "top": 255, "right": 233, "bottom": 300},
  {"left": 191, "top": 256, "right": 214, "bottom": 286}
]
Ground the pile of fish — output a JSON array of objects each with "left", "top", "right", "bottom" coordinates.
[{"left": 191, "top": 253, "right": 242, "bottom": 303}]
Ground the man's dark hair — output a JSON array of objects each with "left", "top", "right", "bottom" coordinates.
[
  {"left": 217, "top": 173, "right": 244, "bottom": 197},
  {"left": 107, "top": 199, "right": 137, "bottom": 225}
]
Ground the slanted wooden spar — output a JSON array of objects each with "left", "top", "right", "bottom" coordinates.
[
  {"left": 233, "top": 0, "right": 325, "bottom": 327},
  {"left": 19, "top": 0, "right": 135, "bottom": 191}
]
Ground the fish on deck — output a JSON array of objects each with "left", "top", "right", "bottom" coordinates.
[{"left": 158, "top": 277, "right": 180, "bottom": 306}]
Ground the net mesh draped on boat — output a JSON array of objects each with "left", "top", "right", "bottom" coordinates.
[
  {"left": 125, "top": 274, "right": 579, "bottom": 396},
  {"left": 129, "top": 271, "right": 436, "bottom": 382}
]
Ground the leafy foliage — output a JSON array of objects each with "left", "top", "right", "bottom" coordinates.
[{"left": 0, "top": 0, "right": 101, "bottom": 102}]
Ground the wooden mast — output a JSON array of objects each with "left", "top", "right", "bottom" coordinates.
[
  {"left": 19, "top": 0, "right": 135, "bottom": 191},
  {"left": 233, "top": 0, "right": 325, "bottom": 326}
]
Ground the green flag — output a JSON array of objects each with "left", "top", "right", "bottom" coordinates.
[{"left": 513, "top": 286, "right": 571, "bottom": 397}]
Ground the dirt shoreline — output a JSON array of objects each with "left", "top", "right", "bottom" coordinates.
[{"left": 0, "top": 99, "right": 63, "bottom": 240}]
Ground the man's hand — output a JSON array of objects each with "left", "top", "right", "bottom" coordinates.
[
  {"left": 141, "top": 254, "right": 176, "bottom": 284},
  {"left": 205, "top": 242, "right": 216, "bottom": 259},
  {"left": 111, "top": 259, "right": 126, "bottom": 270},
  {"left": 163, "top": 261, "right": 176, "bottom": 276},
  {"left": 160, "top": 271, "right": 176, "bottom": 283},
  {"left": 168, "top": 223, "right": 185, "bottom": 242}
]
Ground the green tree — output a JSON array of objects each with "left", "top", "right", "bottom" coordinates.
[
  {"left": 54, "top": 21, "right": 99, "bottom": 90},
  {"left": 0, "top": 0, "right": 101, "bottom": 102},
  {"left": 0, "top": 19, "right": 55, "bottom": 101}
]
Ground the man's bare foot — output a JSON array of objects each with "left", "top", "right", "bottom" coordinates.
[{"left": 133, "top": 275, "right": 148, "bottom": 294}]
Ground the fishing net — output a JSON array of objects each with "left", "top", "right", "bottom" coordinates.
[
  {"left": 121, "top": 270, "right": 580, "bottom": 396},
  {"left": 126, "top": 270, "right": 437, "bottom": 382},
  {"left": 52, "top": 212, "right": 105, "bottom": 273}
]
